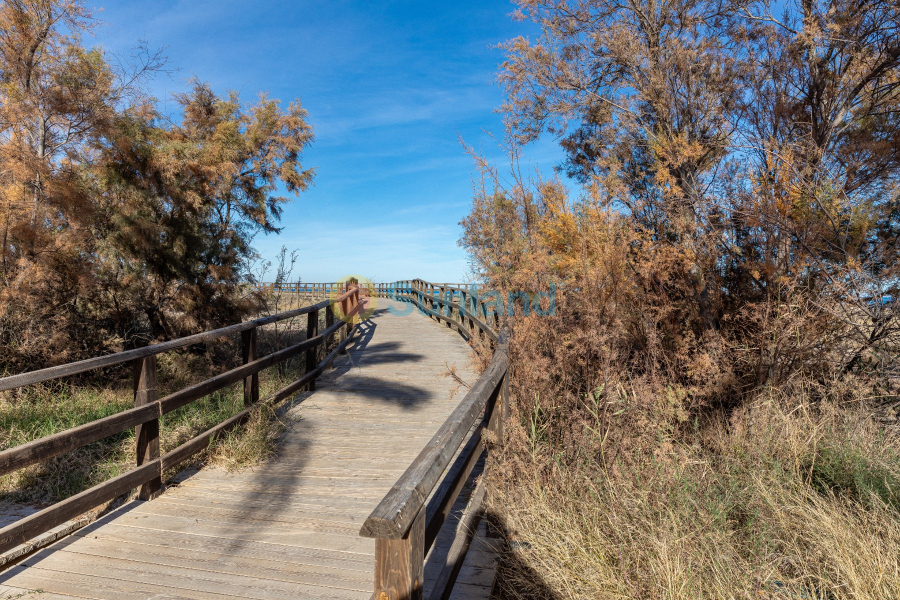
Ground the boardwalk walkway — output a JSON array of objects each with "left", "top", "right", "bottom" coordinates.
[{"left": 0, "top": 299, "right": 498, "bottom": 599}]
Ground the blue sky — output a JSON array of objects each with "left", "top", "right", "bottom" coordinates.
[{"left": 96, "top": 0, "right": 567, "bottom": 283}]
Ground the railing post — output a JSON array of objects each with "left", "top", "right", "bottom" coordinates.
[
  {"left": 374, "top": 510, "right": 425, "bottom": 600},
  {"left": 340, "top": 286, "right": 355, "bottom": 354},
  {"left": 241, "top": 327, "right": 259, "bottom": 407},
  {"left": 306, "top": 308, "right": 319, "bottom": 390},
  {"left": 133, "top": 355, "right": 161, "bottom": 500},
  {"left": 460, "top": 289, "right": 471, "bottom": 334},
  {"left": 488, "top": 371, "right": 509, "bottom": 443},
  {"left": 444, "top": 288, "right": 452, "bottom": 329},
  {"left": 325, "top": 301, "right": 335, "bottom": 360}
]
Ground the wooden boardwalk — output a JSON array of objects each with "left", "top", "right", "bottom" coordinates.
[{"left": 0, "top": 299, "right": 498, "bottom": 599}]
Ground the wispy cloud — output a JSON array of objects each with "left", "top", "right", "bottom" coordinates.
[{"left": 98, "top": 0, "right": 566, "bottom": 282}]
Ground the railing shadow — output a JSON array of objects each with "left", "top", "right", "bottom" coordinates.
[
  {"left": 0, "top": 296, "right": 475, "bottom": 595},
  {"left": 180, "top": 297, "right": 445, "bottom": 575},
  {"left": 482, "top": 508, "right": 558, "bottom": 600}
]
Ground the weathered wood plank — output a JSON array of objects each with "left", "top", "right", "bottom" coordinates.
[
  {"left": 0, "top": 297, "right": 496, "bottom": 599},
  {"left": 0, "top": 461, "right": 159, "bottom": 555},
  {"left": 133, "top": 355, "right": 161, "bottom": 500},
  {"left": 430, "top": 474, "right": 487, "bottom": 600},
  {"left": 359, "top": 353, "right": 506, "bottom": 540}
]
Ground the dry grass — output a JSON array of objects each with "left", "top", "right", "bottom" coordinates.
[
  {"left": 210, "top": 404, "right": 288, "bottom": 471},
  {"left": 490, "top": 384, "right": 900, "bottom": 600},
  {"left": 0, "top": 309, "right": 319, "bottom": 504}
]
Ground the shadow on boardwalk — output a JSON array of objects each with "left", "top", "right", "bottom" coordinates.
[{"left": 0, "top": 299, "right": 483, "bottom": 598}]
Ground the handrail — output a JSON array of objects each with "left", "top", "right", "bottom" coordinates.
[
  {"left": 248, "top": 282, "right": 349, "bottom": 293},
  {"left": 0, "top": 289, "right": 360, "bottom": 392},
  {"left": 374, "top": 279, "right": 500, "bottom": 342},
  {"left": 0, "top": 285, "right": 364, "bottom": 556},
  {"left": 360, "top": 337, "right": 507, "bottom": 538},
  {"left": 362, "top": 278, "right": 509, "bottom": 600},
  {"left": 0, "top": 277, "right": 507, "bottom": 597}
]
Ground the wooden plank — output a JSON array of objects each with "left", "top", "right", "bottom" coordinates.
[
  {"left": 0, "top": 588, "right": 88, "bottom": 599},
  {"left": 306, "top": 309, "right": 319, "bottom": 391},
  {"left": 93, "top": 511, "right": 375, "bottom": 554},
  {"left": 157, "top": 323, "right": 337, "bottom": 415},
  {"left": 0, "top": 403, "right": 159, "bottom": 478},
  {"left": 374, "top": 511, "right": 424, "bottom": 600},
  {"left": 359, "top": 351, "right": 507, "bottom": 539},
  {"left": 0, "top": 461, "right": 159, "bottom": 555},
  {"left": 5, "top": 554, "right": 365, "bottom": 600},
  {"left": 430, "top": 476, "right": 487, "bottom": 600},
  {"left": 424, "top": 428, "right": 484, "bottom": 553},
  {"left": 128, "top": 502, "right": 363, "bottom": 535},
  {"left": 242, "top": 326, "right": 259, "bottom": 406},
  {"left": 75, "top": 521, "right": 373, "bottom": 572},
  {"left": 47, "top": 535, "right": 372, "bottom": 591}
]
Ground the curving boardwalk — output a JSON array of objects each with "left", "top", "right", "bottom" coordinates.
[{"left": 0, "top": 299, "right": 498, "bottom": 599}]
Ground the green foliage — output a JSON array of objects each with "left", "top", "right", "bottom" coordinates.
[{"left": 808, "top": 446, "right": 900, "bottom": 511}]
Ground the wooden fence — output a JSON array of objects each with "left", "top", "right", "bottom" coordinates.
[
  {"left": 0, "top": 278, "right": 507, "bottom": 600},
  {"left": 366, "top": 279, "right": 507, "bottom": 600},
  {"left": 248, "top": 282, "right": 342, "bottom": 294},
  {"left": 0, "top": 285, "right": 362, "bottom": 556},
  {"left": 249, "top": 282, "right": 477, "bottom": 295}
]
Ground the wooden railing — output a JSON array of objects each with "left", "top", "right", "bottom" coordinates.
[
  {"left": 0, "top": 285, "right": 363, "bottom": 556},
  {"left": 250, "top": 281, "right": 477, "bottom": 295},
  {"left": 375, "top": 280, "right": 499, "bottom": 343},
  {"left": 248, "top": 282, "right": 343, "bottom": 294},
  {"left": 365, "top": 279, "right": 508, "bottom": 600}
]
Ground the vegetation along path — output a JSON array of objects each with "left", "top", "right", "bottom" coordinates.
[{"left": 0, "top": 298, "right": 498, "bottom": 599}]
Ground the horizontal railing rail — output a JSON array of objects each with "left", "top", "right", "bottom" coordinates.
[
  {"left": 249, "top": 281, "right": 478, "bottom": 295},
  {"left": 363, "top": 279, "right": 508, "bottom": 600},
  {"left": 374, "top": 279, "right": 500, "bottom": 343},
  {"left": 0, "top": 286, "right": 357, "bottom": 392},
  {"left": 247, "top": 282, "right": 347, "bottom": 294},
  {"left": 0, "top": 285, "right": 364, "bottom": 556}
]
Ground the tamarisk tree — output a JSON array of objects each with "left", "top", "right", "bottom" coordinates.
[{"left": 0, "top": 0, "right": 314, "bottom": 368}]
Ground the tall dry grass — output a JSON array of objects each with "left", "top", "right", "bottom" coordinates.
[{"left": 489, "top": 380, "right": 900, "bottom": 600}]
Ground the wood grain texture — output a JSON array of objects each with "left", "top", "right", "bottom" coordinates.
[
  {"left": 0, "top": 321, "right": 346, "bottom": 485},
  {"left": 133, "top": 356, "right": 161, "bottom": 501},
  {"left": 359, "top": 354, "right": 507, "bottom": 540},
  {"left": 0, "top": 299, "right": 495, "bottom": 600},
  {"left": 375, "top": 511, "right": 425, "bottom": 600},
  {"left": 242, "top": 326, "right": 259, "bottom": 407}
]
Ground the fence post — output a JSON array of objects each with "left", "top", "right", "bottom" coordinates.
[
  {"left": 374, "top": 511, "right": 425, "bottom": 600},
  {"left": 306, "top": 308, "right": 319, "bottom": 391},
  {"left": 460, "top": 289, "right": 471, "bottom": 334},
  {"left": 488, "top": 372, "right": 509, "bottom": 443},
  {"left": 242, "top": 327, "right": 259, "bottom": 407},
  {"left": 339, "top": 286, "right": 352, "bottom": 354},
  {"left": 133, "top": 355, "right": 161, "bottom": 500},
  {"left": 444, "top": 288, "right": 453, "bottom": 329},
  {"left": 325, "top": 302, "right": 335, "bottom": 360}
]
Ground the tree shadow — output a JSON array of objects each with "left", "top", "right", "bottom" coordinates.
[
  {"left": 0, "top": 297, "right": 477, "bottom": 596},
  {"left": 481, "top": 508, "right": 559, "bottom": 600},
  {"left": 169, "top": 298, "right": 454, "bottom": 584}
]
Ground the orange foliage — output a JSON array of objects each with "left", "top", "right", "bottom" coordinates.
[{"left": 0, "top": 1, "right": 314, "bottom": 371}]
